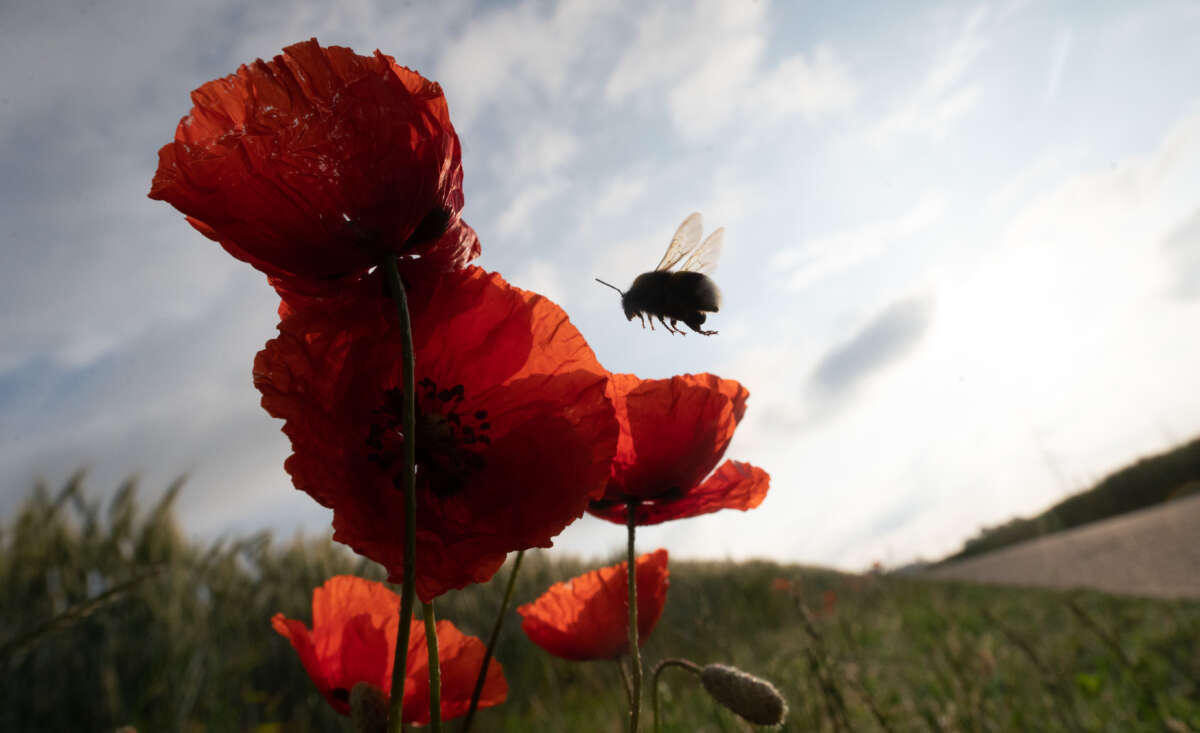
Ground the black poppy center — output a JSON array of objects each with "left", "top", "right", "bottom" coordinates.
[
  {"left": 344, "top": 205, "right": 453, "bottom": 259},
  {"left": 365, "top": 377, "right": 491, "bottom": 499}
]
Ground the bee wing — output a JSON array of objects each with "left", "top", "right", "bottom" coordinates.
[
  {"left": 654, "top": 212, "right": 703, "bottom": 271},
  {"left": 678, "top": 226, "right": 724, "bottom": 275}
]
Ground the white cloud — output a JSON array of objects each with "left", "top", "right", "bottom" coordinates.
[
  {"left": 494, "top": 126, "right": 579, "bottom": 181},
  {"left": 434, "top": 0, "right": 617, "bottom": 132},
  {"left": 509, "top": 258, "right": 570, "bottom": 309},
  {"left": 748, "top": 44, "right": 858, "bottom": 125},
  {"left": 774, "top": 191, "right": 946, "bottom": 290},
  {"left": 607, "top": 0, "right": 857, "bottom": 142},
  {"left": 591, "top": 175, "right": 650, "bottom": 219},
  {"left": 485, "top": 124, "right": 579, "bottom": 235}
]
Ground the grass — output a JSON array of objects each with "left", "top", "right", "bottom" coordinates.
[
  {"left": 945, "top": 435, "right": 1200, "bottom": 563},
  {"left": 2, "top": 475, "right": 1198, "bottom": 732}
]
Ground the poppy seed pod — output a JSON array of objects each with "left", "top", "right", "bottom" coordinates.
[{"left": 700, "top": 664, "right": 788, "bottom": 727}]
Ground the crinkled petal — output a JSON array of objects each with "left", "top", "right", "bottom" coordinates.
[
  {"left": 150, "top": 38, "right": 473, "bottom": 290},
  {"left": 608, "top": 374, "right": 748, "bottom": 501},
  {"left": 518, "top": 549, "right": 669, "bottom": 661}
]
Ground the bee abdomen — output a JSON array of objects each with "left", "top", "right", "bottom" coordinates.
[{"left": 671, "top": 271, "right": 721, "bottom": 312}]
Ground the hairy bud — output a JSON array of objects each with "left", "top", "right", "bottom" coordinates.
[
  {"left": 349, "top": 682, "right": 388, "bottom": 733},
  {"left": 700, "top": 663, "right": 787, "bottom": 727}
]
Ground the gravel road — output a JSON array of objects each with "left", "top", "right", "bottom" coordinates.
[{"left": 924, "top": 492, "right": 1200, "bottom": 599}]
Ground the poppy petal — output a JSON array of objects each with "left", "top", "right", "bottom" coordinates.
[
  {"left": 590, "top": 460, "right": 769, "bottom": 526},
  {"left": 273, "top": 576, "right": 506, "bottom": 721},
  {"left": 605, "top": 374, "right": 749, "bottom": 502},
  {"left": 150, "top": 38, "right": 473, "bottom": 291},
  {"left": 272, "top": 576, "right": 399, "bottom": 715},
  {"left": 518, "top": 549, "right": 669, "bottom": 661}
]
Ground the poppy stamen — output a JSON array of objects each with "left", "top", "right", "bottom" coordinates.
[{"left": 368, "top": 382, "right": 492, "bottom": 499}]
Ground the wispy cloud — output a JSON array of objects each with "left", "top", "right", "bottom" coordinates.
[
  {"left": 434, "top": 0, "right": 617, "bottom": 133},
  {"left": 510, "top": 258, "right": 571, "bottom": 311},
  {"left": 773, "top": 191, "right": 946, "bottom": 291},
  {"left": 591, "top": 175, "right": 651, "bottom": 219},
  {"left": 496, "top": 181, "right": 567, "bottom": 237},
  {"left": 491, "top": 125, "right": 580, "bottom": 181},
  {"left": 1042, "top": 27, "right": 1074, "bottom": 104},
  {"left": 488, "top": 124, "right": 579, "bottom": 235},
  {"left": 606, "top": 0, "right": 857, "bottom": 142},
  {"left": 867, "top": 6, "right": 988, "bottom": 145}
]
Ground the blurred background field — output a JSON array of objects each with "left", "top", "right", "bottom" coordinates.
[{"left": 2, "top": 475, "right": 1197, "bottom": 732}]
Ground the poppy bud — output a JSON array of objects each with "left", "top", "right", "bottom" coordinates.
[
  {"left": 349, "top": 682, "right": 388, "bottom": 733},
  {"left": 700, "top": 663, "right": 788, "bottom": 727}
]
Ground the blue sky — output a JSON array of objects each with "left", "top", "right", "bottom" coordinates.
[{"left": 2, "top": 0, "right": 1199, "bottom": 569}]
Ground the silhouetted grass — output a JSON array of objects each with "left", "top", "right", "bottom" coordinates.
[
  {"left": 2, "top": 475, "right": 1197, "bottom": 732},
  {"left": 946, "top": 435, "right": 1200, "bottom": 562}
]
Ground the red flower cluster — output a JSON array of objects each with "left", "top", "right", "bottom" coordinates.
[
  {"left": 149, "top": 38, "right": 478, "bottom": 294},
  {"left": 519, "top": 549, "right": 670, "bottom": 661},
  {"left": 272, "top": 575, "right": 506, "bottom": 722},
  {"left": 152, "top": 36, "right": 776, "bottom": 726},
  {"left": 588, "top": 373, "right": 769, "bottom": 525}
]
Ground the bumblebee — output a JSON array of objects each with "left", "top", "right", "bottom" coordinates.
[{"left": 596, "top": 212, "right": 724, "bottom": 336}]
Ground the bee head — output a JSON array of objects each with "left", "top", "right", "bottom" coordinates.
[
  {"left": 622, "top": 297, "right": 638, "bottom": 321},
  {"left": 594, "top": 278, "right": 629, "bottom": 316}
]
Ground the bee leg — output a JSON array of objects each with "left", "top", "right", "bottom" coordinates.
[
  {"left": 637, "top": 313, "right": 647, "bottom": 329},
  {"left": 668, "top": 318, "right": 686, "bottom": 336},
  {"left": 647, "top": 316, "right": 655, "bottom": 331}
]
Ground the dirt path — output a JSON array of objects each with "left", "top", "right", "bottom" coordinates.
[{"left": 924, "top": 492, "right": 1200, "bottom": 599}]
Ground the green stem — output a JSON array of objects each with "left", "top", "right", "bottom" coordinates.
[
  {"left": 616, "top": 659, "right": 634, "bottom": 709},
  {"left": 626, "top": 501, "right": 642, "bottom": 733},
  {"left": 461, "top": 550, "right": 525, "bottom": 733},
  {"left": 650, "top": 659, "right": 703, "bottom": 733},
  {"left": 382, "top": 255, "right": 418, "bottom": 733},
  {"left": 423, "top": 601, "right": 442, "bottom": 733}
]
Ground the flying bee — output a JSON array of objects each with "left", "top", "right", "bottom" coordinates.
[{"left": 595, "top": 212, "right": 724, "bottom": 335}]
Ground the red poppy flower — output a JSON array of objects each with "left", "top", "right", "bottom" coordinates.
[
  {"left": 255, "top": 266, "right": 618, "bottom": 601},
  {"left": 518, "top": 549, "right": 669, "bottom": 661},
  {"left": 149, "top": 38, "right": 477, "bottom": 294},
  {"left": 587, "top": 373, "right": 769, "bottom": 526},
  {"left": 271, "top": 575, "right": 506, "bottom": 722}
]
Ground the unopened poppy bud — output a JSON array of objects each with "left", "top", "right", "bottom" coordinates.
[
  {"left": 700, "top": 663, "right": 788, "bottom": 727},
  {"left": 349, "top": 682, "right": 388, "bottom": 733}
]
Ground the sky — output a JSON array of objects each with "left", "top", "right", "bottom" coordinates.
[{"left": 2, "top": 0, "right": 1199, "bottom": 571}]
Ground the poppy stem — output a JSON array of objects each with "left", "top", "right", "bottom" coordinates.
[
  {"left": 626, "top": 500, "right": 642, "bottom": 733},
  {"left": 461, "top": 549, "right": 525, "bottom": 733},
  {"left": 423, "top": 601, "right": 442, "bottom": 732},
  {"left": 381, "top": 255, "right": 418, "bottom": 733},
  {"left": 650, "top": 658, "right": 703, "bottom": 733},
  {"left": 616, "top": 660, "right": 634, "bottom": 709}
]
